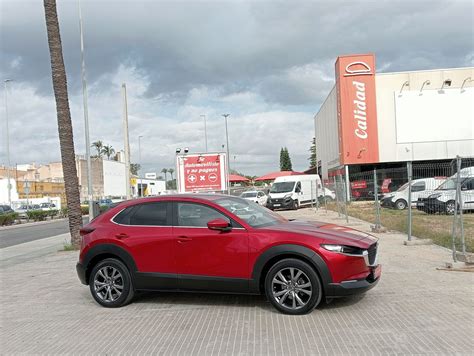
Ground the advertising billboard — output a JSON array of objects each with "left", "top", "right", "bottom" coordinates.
[
  {"left": 335, "top": 54, "right": 379, "bottom": 164},
  {"left": 176, "top": 153, "right": 227, "bottom": 193}
]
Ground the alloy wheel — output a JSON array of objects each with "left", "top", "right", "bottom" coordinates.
[
  {"left": 93, "top": 266, "right": 124, "bottom": 303},
  {"left": 271, "top": 267, "right": 312, "bottom": 310}
]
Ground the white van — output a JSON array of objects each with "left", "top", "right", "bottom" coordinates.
[
  {"left": 381, "top": 177, "right": 447, "bottom": 210},
  {"left": 266, "top": 175, "right": 335, "bottom": 210},
  {"left": 417, "top": 167, "right": 474, "bottom": 214}
]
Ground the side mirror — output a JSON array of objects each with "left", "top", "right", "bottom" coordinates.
[{"left": 207, "top": 218, "right": 232, "bottom": 232}]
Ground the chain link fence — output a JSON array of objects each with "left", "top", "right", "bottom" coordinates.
[{"left": 324, "top": 157, "right": 473, "bottom": 261}]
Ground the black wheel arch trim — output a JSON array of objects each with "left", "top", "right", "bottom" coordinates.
[
  {"left": 81, "top": 244, "right": 138, "bottom": 285},
  {"left": 249, "top": 244, "right": 332, "bottom": 294}
]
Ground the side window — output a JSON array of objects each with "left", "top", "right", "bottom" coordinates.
[
  {"left": 462, "top": 178, "right": 474, "bottom": 191},
  {"left": 412, "top": 182, "right": 425, "bottom": 192},
  {"left": 176, "top": 202, "right": 230, "bottom": 227},
  {"left": 114, "top": 203, "right": 169, "bottom": 226},
  {"left": 295, "top": 182, "right": 301, "bottom": 193}
]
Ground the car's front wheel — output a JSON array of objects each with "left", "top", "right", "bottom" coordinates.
[
  {"left": 89, "top": 258, "right": 134, "bottom": 308},
  {"left": 265, "top": 258, "right": 322, "bottom": 315},
  {"left": 395, "top": 199, "right": 407, "bottom": 210}
]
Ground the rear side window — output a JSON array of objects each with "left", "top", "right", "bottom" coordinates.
[{"left": 113, "top": 202, "right": 170, "bottom": 226}]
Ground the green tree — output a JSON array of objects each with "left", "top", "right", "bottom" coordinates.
[
  {"left": 280, "top": 147, "right": 293, "bottom": 171},
  {"left": 168, "top": 168, "right": 174, "bottom": 181},
  {"left": 43, "top": 0, "right": 82, "bottom": 248},
  {"left": 101, "top": 144, "right": 115, "bottom": 160},
  {"left": 91, "top": 140, "right": 103, "bottom": 157},
  {"left": 308, "top": 137, "right": 317, "bottom": 169},
  {"left": 161, "top": 168, "right": 168, "bottom": 182},
  {"left": 130, "top": 163, "right": 140, "bottom": 175}
]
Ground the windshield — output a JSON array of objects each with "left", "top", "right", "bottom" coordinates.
[
  {"left": 436, "top": 178, "right": 459, "bottom": 191},
  {"left": 396, "top": 182, "right": 409, "bottom": 192},
  {"left": 215, "top": 196, "right": 287, "bottom": 228},
  {"left": 270, "top": 182, "right": 295, "bottom": 194},
  {"left": 240, "top": 192, "right": 257, "bottom": 198}
]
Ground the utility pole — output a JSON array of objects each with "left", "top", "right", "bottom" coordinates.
[
  {"left": 122, "top": 84, "right": 131, "bottom": 199},
  {"left": 78, "top": 0, "right": 93, "bottom": 221},
  {"left": 4, "top": 79, "right": 12, "bottom": 207},
  {"left": 222, "top": 114, "right": 231, "bottom": 195},
  {"left": 201, "top": 114, "right": 208, "bottom": 152},
  {"left": 138, "top": 135, "right": 143, "bottom": 197}
]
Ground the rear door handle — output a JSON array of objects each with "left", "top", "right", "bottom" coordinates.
[
  {"left": 115, "top": 233, "right": 129, "bottom": 239},
  {"left": 177, "top": 235, "right": 192, "bottom": 243}
]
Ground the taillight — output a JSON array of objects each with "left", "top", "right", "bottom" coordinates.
[{"left": 80, "top": 226, "right": 95, "bottom": 236}]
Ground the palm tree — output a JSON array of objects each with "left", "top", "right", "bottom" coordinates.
[
  {"left": 91, "top": 140, "right": 103, "bottom": 157},
  {"left": 161, "top": 168, "right": 168, "bottom": 182},
  {"left": 101, "top": 145, "right": 115, "bottom": 160},
  {"left": 43, "top": 0, "right": 82, "bottom": 247},
  {"left": 168, "top": 168, "right": 174, "bottom": 180}
]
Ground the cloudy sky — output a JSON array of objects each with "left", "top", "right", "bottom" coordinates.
[{"left": 1, "top": 0, "right": 473, "bottom": 176}]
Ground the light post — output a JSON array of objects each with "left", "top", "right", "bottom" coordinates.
[
  {"left": 138, "top": 135, "right": 143, "bottom": 197},
  {"left": 201, "top": 114, "right": 208, "bottom": 152},
  {"left": 222, "top": 114, "right": 231, "bottom": 195},
  {"left": 78, "top": 0, "right": 93, "bottom": 221},
  {"left": 4, "top": 79, "right": 12, "bottom": 207}
]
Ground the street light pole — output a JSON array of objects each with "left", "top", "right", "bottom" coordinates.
[
  {"left": 138, "top": 135, "right": 143, "bottom": 197},
  {"left": 122, "top": 84, "right": 131, "bottom": 199},
  {"left": 78, "top": 0, "right": 93, "bottom": 221},
  {"left": 4, "top": 79, "right": 12, "bottom": 207},
  {"left": 222, "top": 114, "right": 231, "bottom": 195},
  {"left": 201, "top": 114, "right": 208, "bottom": 152}
]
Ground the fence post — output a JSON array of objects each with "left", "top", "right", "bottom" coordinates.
[
  {"left": 451, "top": 156, "right": 465, "bottom": 259},
  {"left": 334, "top": 175, "right": 341, "bottom": 217},
  {"left": 310, "top": 180, "right": 314, "bottom": 210},
  {"left": 315, "top": 178, "right": 320, "bottom": 211},
  {"left": 342, "top": 174, "right": 349, "bottom": 223},
  {"left": 407, "top": 161, "right": 412, "bottom": 241},
  {"left": 373, "top": 168, "right": 381, "bottom": 230}
]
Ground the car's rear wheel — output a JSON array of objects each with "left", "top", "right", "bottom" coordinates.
[
  {"left": 395, "top": 199, "right": 407, "bottom": 210},
  {"left": 265, "top": 258, "right": 322, "bottom": 315},
  {"left": 89, "top": 258, "right": 134, "bottom": 308}
]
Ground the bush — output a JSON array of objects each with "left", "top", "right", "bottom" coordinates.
[
  {"left": 81, "top": 206, "right": 89, "bottom": 215},
  {"left": 26, "top": 210, "right": 50, "bottom": 222},
  {"left": 0, "top": 212, "right": 18, "bottom": 226}
]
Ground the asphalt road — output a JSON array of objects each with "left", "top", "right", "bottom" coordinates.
[{"left": 0, "top": 217, "right": 88, "bottom": 248}]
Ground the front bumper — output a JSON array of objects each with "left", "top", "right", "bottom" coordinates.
[
  {"left": 380, "top": 197, "right": 395, "bottom": 208},
  {"left": 266, "top": 198, "right": 293, "bottom": 210},
  {"left": 416, "top": 198, "right": 446, "bottom": 213},
  {"left": 326, "top": 264, "right": 381, "bottom": 297},
  {"left": 76, "top": 262, "right": 87, "bottom": 285}
]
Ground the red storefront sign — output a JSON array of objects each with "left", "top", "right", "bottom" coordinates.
[
  {"left": 177, "top": 153, "right": 226, "bottom": 192},
  {"left": 351, "top": 180, "right": 367, "bottom": 189},
  {"left": 335, "top": 54, "right": 379, "bottom": 164}
]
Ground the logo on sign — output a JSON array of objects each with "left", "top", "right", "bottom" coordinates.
[
  {"left": 187, "top": 174, "right": 197, "bottom": 183},
  {"left": 208, "top": 173, "right": 218, "bottom": 182},
  {"left": 343, "top": 61, "right": 372, "bottom": 77}
]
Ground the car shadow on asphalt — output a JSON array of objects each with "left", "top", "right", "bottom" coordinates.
[{"left": 131, "top": 291, "right": 366, "bottom": 313}]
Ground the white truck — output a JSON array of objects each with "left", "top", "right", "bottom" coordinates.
[{"left": 266, "top": 174, "right": 335, "bottom": 210}]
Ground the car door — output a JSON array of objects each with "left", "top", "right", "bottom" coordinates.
[
  {"left": 461, "top": 178, "right": 474, "bottom": 210},
  {"left": 110, "top": 201, "right": 177, "bottom": 289},
  {"left": 411, "top": 181, "right": 426, "bottom": 203},
  {"left": 173, "top": 201, "right": 249, "bottom": 292}
]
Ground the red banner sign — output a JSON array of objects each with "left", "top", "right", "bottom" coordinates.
[
  {"left": 335, "top": 54, "right": 379, "bottom": 164},
  {"left": 351, "top": 180, "right": 367, "bottom": 189},
  {"left": 177, "top": 153, "right": 226, "bottom": 192}
]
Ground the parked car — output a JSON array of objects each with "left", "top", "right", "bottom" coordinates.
[
  {"left": 267, "top": 175, "right": 335, "bottom": 210},
  {"left": 76, "top": 194, "right": 381, "bottom": 314},
  {"left": 99, "top": 199, "right": 113, "bottom": 206},
  {"left": 0, "top": 205, "right": 14, "bottom": 215},
  {"left": 381, "top": 177, "right": 447, "bottom": 210},
  {"left": 40, "top": 202, "right": 57, "bottom": 211},
  {"left": 14, "top": 204, "right": 41, "bottom": 218},
  {"left": 240, "top": 190, "right": 268, "bottom": 206}
]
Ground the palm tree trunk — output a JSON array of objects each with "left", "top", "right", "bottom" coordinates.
[{"left": 43, "top": 0, "right": 82, "bottom": 247}]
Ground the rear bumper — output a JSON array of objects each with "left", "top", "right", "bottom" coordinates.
[
  {"left": 76, "top": 262, "right": 87, "bottom": 285},
  {"left": 326, "top": 265, "right": 381, "bottom": 297}
]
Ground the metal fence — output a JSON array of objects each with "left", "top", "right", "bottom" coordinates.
[{"left": 323, "top": 157, "right": 473, "bottom": 261}]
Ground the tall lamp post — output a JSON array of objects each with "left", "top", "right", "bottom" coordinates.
[
  {"left": 138, "top": 135, "right": 143, "bottom": 197},
  {"left": 4, "top": 79, "right": 12, "bottom": 207},
  {"left": 222, "top": 114, "right": 231, "bottom": 195},
  {"left": 78, "top": 0, "right": 93, "bottom": 221}
]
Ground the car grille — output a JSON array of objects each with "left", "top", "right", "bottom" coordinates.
[{"left": 367, "top": 243, "right": 377, "bottom": 265}]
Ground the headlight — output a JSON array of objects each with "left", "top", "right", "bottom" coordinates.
[
  {"left": 429, "top": 193, "right": 442, "bottom": 199},
  {"left": 321, "top": 244, "right": 365, "bottom": 255},
  {"left": 284, "top": 193, "right": 292, "bottom": 199}
]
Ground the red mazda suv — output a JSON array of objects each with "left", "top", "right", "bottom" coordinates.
[{"left": 77, "top": 195, "right": 381, "bottom": 315}]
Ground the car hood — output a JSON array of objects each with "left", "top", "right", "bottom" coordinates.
[{"left": 264, "top": 220, "right": 377, "bottom": 248}]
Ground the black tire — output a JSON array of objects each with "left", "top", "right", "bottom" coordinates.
[
  {"left": 445, "top": 200, "right": 456, "bottom": 215},
  {"left": 89, "top": 258, "right": 134, "bottom": 308},
  {"left": 395, "top": 199, "right": 407, "bottom": 210},
  {"left": 292, "top": 199, "right": 299, "bottom": 210},
  {"left": 264, "top": 258, "right": 322, "bottom": 315}
]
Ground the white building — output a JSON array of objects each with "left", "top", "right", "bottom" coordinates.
[{"left": 314, "top": 53, "right": 474, "bottom": 180}]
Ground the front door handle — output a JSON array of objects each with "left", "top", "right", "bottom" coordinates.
[
  {"left": 115, "top": 233, "right": 129, "bottom": 239},
  {"left": 177, "top": 235, "right": 192, "bottom": 243}
]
